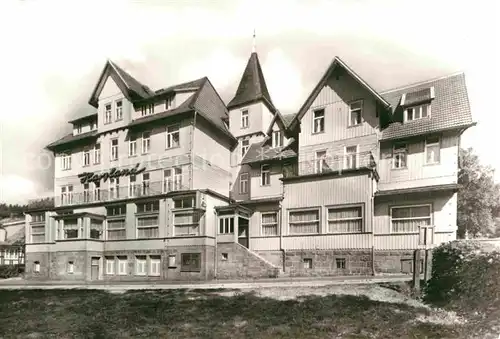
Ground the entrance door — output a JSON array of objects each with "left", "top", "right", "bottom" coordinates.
[
  {"left": 238, "top": 217, "right": 249, "bottom": 248},
  {"left": 90, "top": 257, "right": 100, "bottom": 280}
]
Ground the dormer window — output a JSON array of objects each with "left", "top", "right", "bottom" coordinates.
[
  {"left": 241, "top": 110, "right": 249, "bottom": 129},
  {"left": 166, "top": 97, "right": 174, "bottom": 110},
  {"left": 105, "top": 103, "right": 112, "bottom": 124},
  {"left": 141, "top": 104, "right": 154, "bottom": 117},
  {"left": 76, "top": 125, "right": 82, "bottom": 134},
  {"left": 405, "top": 104, "right": 430, "bottom": 122},
  {"left": 272, "top": 131, "right": 283, "bottom": 148}
]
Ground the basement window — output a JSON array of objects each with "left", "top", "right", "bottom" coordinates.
[
  {"left": 33, "top": 261, "right": 40, "bottom": 273},
  {"left": 221, "top": 253, "right": 228, "bottom": 261},
  {"left": 336, "top": 258, "right": 346, "bottom": 269},
  {"left": 303, "top": 258, "right": 313, "bottom": 269}
]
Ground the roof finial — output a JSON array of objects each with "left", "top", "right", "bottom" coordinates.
[{"left": 252, "top": 28, "right": 256, "bottom": 53}]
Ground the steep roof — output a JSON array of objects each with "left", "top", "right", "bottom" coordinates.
[
  {"left": 289, "top": 56, "right": 390, "bottom": 131},
  {"left": 227, "top": 52, "right": 276, "bottom": 112},
  {"left": 380, "top": 73, "right": 475, "bottom": 140},
  {"left": 241, "top": 138, "right": 297, "bottom": 165}
]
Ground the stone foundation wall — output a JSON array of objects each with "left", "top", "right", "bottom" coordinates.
[
  {"left": 255, "top": 250, "right": 284, "bottom": 269},
  {"left": 374, "top": 250, "right": 426, "bottom": 275},
  {"left": 216, "top": 243, "right": 280, "bottom": 279},
  {"left": 284, "top": 250, "right": 373, "bottom": 277}
]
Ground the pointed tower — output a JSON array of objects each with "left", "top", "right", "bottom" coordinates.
[{"left": 228, "top": 33, "right": 277, "bottom": 168}]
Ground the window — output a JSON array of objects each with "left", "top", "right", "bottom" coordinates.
[
  {"left": 289, "top": 209, "right": 320, "bottom": 234},
  {"left": 166, "top": 97, "right": 174, "bottom": 110},
  {"left": 315, "top": 150, "right": 329, "bottom": 173},
  {"left": 94, "top": 143, "right": 101, "bottom": 164},
  {"left": 349, "top": 101, "right": 363, "bottom": 126},
  {"left": 135, "top": 256, "right": 147, "bottom": 275},
  {"left": 142, "top": 131, "right": 151, "bottom": 154},
  {"left": 181, "top": 253, "right": 201, "bottom": 272},
  {"left": 344, "top": 146, "right": 358, "bottom": 170},
  {"left": 241, "top": 139, "right": 250, "bottom": 157},
  {"left": 303, "top": 258, "right": 313, "bottom": 269},
  {"left": 111, "top": 138, "right": 119, "bottom": 161},
  {"left": 115, "top": 100, "right": 123, "bottom": 121},
  {"left": 109, "top": 178, "right": 120, "bottom": 199},
  {"left": 107, "top": 219, "right": 126, "bottom": 240},
  {"left": 241, "top": 110, "right": 249, "bottom": 128},
  {"left": 106, "top": 257, "right": 115, "bottom": 275},
  {"left": 405, "top": 104, "right": 430, "bottom": 122},
  {"left": 60, "top": 185, "right": 73, "bottom": 205},
  {"left": 63, "top": 218, "right": 78, "bottom": 239},
  {"left": 163, "top": 167, "right": 183, "bottom": 192},
  {"left": 174, "top": 211, "right": 200, "bottom": 236},
  {"left": 61, "top": 154, "right": 71, "bottom": 170},
  {"left": 150, "top": 256, "right": 161, "bottom": 276},
  {"left": 129, "top": 135, "right": 137, "bottom": 156},
  {"left": 33, "top": 261, "right": 40, "bottom": 273},
  {"left": 83, "top": 183, "right": 91, "bottom": 203},
  {"left": 327, "top": 206, "right": 363, "bottom": 233},
  {"left": 393, "top": 143, "right": 407, "bottom": 169},
  {"left": 117, "top": 256, "right": 127, "bottom": 275},
  {"left": 137, "top": 216, "right": 159, "bottom": 238},
  {"left": 90, "top": 219, "right": 103, "bottom": 239},
  {"left": 166, "top": 125, "right": 180, "bottom": 148},
  {"left": 173, "top": 196, "right": 194, "bottom": 209},
  {"left": 32, "top": 213, "right": 45, "bottom": 223},
  {"left": 141, "top": 104, "right": 154, "bottom": 116},
  {"left": 272, "top": 130, "right": 283, "bottom": 148},
  {"left": 221, "top": 253, "right": 228, "bottom": 261},
  {"left": 76, "top": 125, "right": 82, "bottom": 134},
  {"left": 261, "top": 164, "right": 271, "bottom": 186},
  {"left": 336, "top": 258, "right": 346, "bottom": 269},
  {"left": 141, "top": 173, "right": 150, "bottom": 195},
  {"left": 219, "top": 217, "right": 234, "bottom": 234},
  {"left": 83, "top": 149, "right": 91, "bottom": 167},
  {"left": 239, "top": 173, "right": 249, "bottom": 194},
  {"left": 137, "top": 200, "right": 160, "bottom": 213},
  {"left": 93, "top": 182, "right": 101, "bottom": 201},
  {"left": 312, "top": 109, "right": 325, "bottom": 133},
  {"left": 105, "top": 103, "right": 112, "bottom": 124},
  {"left": 91, "top": 121, "right": 97, "bottom": 130},
  {"left": 107, "top": 205, "right": 126, "bottom": 216},
  {"left": 261, "top": 212, "right": 278, "bottom": 236},
  {"left": 391, "top": 205, "right": 432, "bottom": 233},
  {"left": 425, "top": 136, "right": 440, "bottom": 164},
  {"left": 168, "top": 255, "right": 176, "bottom": 268},
  {"left": 67, "top": 261, "right": 74, "bottom": 274},
  {"left": 31, "top": 224, "right": 45, "bottom": 243},
  {"left": 129, "top": 175, "right": 138, "bottom": 197}
]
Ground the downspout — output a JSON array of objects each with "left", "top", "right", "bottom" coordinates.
[
  {"left": 280, "top": 179, "right": 285, "bottom": 273},
  {"left": 371, "top": 171, "right": 376, "bottom": 276}
]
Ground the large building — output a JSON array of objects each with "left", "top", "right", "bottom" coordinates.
[{"left": 24, "top": 46, "right": 475, "bottom": 281}]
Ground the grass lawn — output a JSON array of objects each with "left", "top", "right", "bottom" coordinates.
[{"left": 0, "top": 287, "right": 483, "bottom": 339}]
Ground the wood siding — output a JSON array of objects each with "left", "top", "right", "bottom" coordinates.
[
  {"left": 299, "top": 73, "right": 380, "bottom": 148},
  {"left": 373, "top": 192, "right": 457, "bottom": 234},
  {"left": 374, "top": 231, "right": 455, "bottom": 250},
  {"left": 281, "top": 173, "right": 374, "bottom": 238},
  {"left": 377, "top": 132, "right": 459, "bottom": 191},
  {"left": 249, "top": 163, "right": 283, "bottom": 200},
  {"left": 228, "top": 102, "right": 273, "bottom": 138},
  {"left": 97, "top": 76, "right": 132, "bottom": 134}
]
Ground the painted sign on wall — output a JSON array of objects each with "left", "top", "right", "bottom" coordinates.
[{"left": 78, "top": 163, "right": 146, "bottom": 184}]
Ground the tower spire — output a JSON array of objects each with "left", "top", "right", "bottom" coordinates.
[{"left": 252, "top": 29, "right": 256, "bottom": 53}]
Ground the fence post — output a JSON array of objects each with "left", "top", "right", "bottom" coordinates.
[{"left": 412, "top": 249, "right": 421, "bottom": 293}]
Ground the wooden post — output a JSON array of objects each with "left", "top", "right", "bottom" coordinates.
[
  {"left": 412, "top": 249, "right": 421, "bottom": 293},
  {"left": 423, "top": 249, "right": 432, "bottom": 282},
  {"left": 371, "top": 246, "right": 376, "bottom": 276}
]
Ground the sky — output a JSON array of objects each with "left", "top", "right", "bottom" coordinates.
[{"left": 0, "top": 0, "right": 498, "bottom": 204}]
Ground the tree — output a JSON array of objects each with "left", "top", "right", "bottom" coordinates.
[{"left": 457, "top": 147, "right": 500, "bottom": 238}]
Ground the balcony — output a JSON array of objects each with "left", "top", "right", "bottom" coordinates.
[
  {"left": 283, "top": 151, "right": 377, "bottom": 178},
  {"left": 30, "top": 180, "right": 189, "bottom": 209}
]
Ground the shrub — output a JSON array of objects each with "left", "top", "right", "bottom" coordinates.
[
  {"left": 0, "top": 264, "right": 25, "bottom": 279},
  {"left": 424, "top": 240, "right": 500, "bottom": 313}
]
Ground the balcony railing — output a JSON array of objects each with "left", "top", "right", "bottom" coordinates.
[
  {"left": 29, "top": 180, "right": 189, "bottom": 209},
  {"left": 284, "top": 151, "right": 377, "bottom": 178}
]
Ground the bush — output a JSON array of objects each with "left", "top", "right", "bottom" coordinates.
[
  {"left": 424, "top": 240, "right": 500, "bottom": 313},
  {"left": 0, "top": 264, "right": 25, "bottom": 279}
]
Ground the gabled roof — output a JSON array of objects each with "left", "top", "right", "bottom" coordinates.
[
  {"left": 88, "top": 60, "right": 155, "bottom": 107},
  {"left": 135, "top": 77, "right": 206, "bottom": 104},
  {"left": 46, "top": 130, "right": 98, "bottom": 151},
  {"left": 289, "top": 56, "right": 390, "bottom": 130},
  {"left": 265, "top": 110, "right": 291, "bottom": 137},
  {"left": 227, "top": 52, "right": 276, "bottom": 112},
  {"left": 380, "top": 73, "right": 475, "bottom": 140},
  {"left": 68, "top": 112, "right": 98, "bottom": 124}
]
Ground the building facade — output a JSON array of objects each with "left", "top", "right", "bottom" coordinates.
[{"left": 24, "top": 50, "right": 475, "bottom": 281}]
